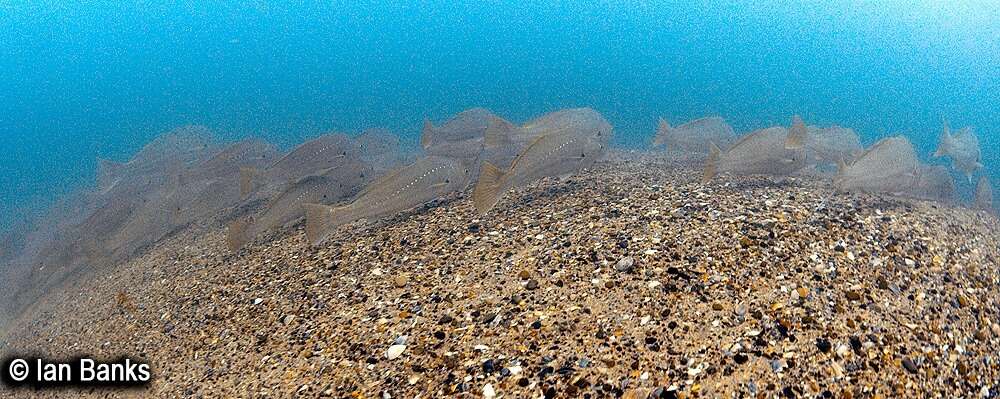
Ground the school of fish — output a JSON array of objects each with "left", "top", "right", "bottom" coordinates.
[{"left": 1, "top": 108, "right": 994, "bottom": 325}]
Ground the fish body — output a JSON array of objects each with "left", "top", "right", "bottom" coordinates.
[
  {"left": 652, "top": 116, "right": 736, "bottom": 153},
  {"left": 188, "top": 139, "right": 278, "bottom": 183},
  {"left": 264, "top": 133, "right": 361, "bottom": 184},
  {"left": 304, "top": 156, "right": 472, "bottom": 245},
  {"left": 97, "top": 125, "right": 217, "bottom": 191},
  {"left": 516, "top": 108, "right": 612, "bottom": 146},
  {"left": 473, "top": 130, "right": 607, "bottom": 213},
  {"left": 484, "top": 108, "right": 612, "bottom": 170},
  {"left": 131, "top": 125, "right": 216, "bottom": 167},
  {"left": 973, "top": 176, "right": 994, "bottom": 212},
  {"left": 905, "top": 164, "right": 956, "bottom": 203},
  {"left": 106, "top": 184, "right": 180, "bottom": 260},
  {"left": 357, "top": 128, "right": 408, "bottom": 175},
  {"left": 804, "top": 126, "right": 863, "bottom": 166},
  {"left": 934, "top": 123, "right": 982, "bottom": 180},
  {"left": 169, "top": 178, "right": 237, "bottom": 226},
  {"left": 227, "top": 160, "right": 368, "bottom": 250},
  {"left": 422, "top": 108, "right": 499, "bottom": 160},
  {"left": 834, "top": 136, "right": 920, "bottom": 194},
  {"left": 702, "top": 126, "right": 808, "bottom": 183}
]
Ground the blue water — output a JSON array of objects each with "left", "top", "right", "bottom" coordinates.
[{"left": 2, "top": 1, "right": 998, "bottom": 230}]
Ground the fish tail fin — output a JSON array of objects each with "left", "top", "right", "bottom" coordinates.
[
  {"left": 239, "top": 167, "right": 260, "bottom": 198},
  {"left": 785, "top": 115, "right": 807, "bottom": 150},
  {"left": 933, "top": 120, "right": 952, "bottom": 158},
  {"left": 304, "top": 203, "right": 351, "bottom": 246},
  {"left": 420, "top": 119, "right": 435, "bottom": 149},
  {"left": 652, "top": 118, "right": 671, "bottom": 148},
  {"left": 472, "top": 161, "right": 507, "bottom": 214},
  {"left": 483, "top": 116, "right": 516, "bottom": 153},
  {"left": 226, "top": 219, "right": 250, "bottom": 251},
  {"left": 701, "top": 142, "right": 722, "bottom": 184}
]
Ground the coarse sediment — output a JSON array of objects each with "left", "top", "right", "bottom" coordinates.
[{"left": 2, "top": 151, "right": 999, "bottom": 398}]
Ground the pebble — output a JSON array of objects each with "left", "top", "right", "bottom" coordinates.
[
  {"left": 526, "top": 279, "right": 539, "bottom": 290},
  {"left": 835, "top": 344, "right": 851, "bottom": 358},
  {"left": 902, "top": 358, "right": 918, "bottom": 373},
  {"left": 483, "top": 383, "right": 496, "bottom": 398},
  {"left": 386, "top": 344, "right": 406, "bottom": 360},
  {"left": 393, "top": 275, "right": 408, "bottom": 288},
  {"left": 252, "top": 298, "right": 263, "bottom": 305},
  {"left": 615, "top": 257, "right": 635, "bottom": 272},
  {"left": 957, "top": 295, "right": 969, "bottom": 308},
  {"left": 845, "top": 290, "right": 862, "bottom": 301},
  {"left": 816, "top": 338, "right": 831, "bottom": 353}
]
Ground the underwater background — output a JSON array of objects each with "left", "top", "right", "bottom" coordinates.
[{"left": 1, "top": 1, "right": 997, "bottom": 231}]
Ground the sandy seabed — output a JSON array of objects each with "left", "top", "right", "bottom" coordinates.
[{"left": 2, "top": 151, "right": 999, "bottom": 398}]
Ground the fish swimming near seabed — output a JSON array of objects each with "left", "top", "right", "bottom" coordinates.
[
  {"left": 304, "top": 156, "right": 472, "bottom": 246},
  {"left": 933, "top": 121, "right": 982, "bottom": 181},
  {"left": 803, "top": 125, "right": 863, "bottom": 166},
  {"left": 72, "top": 174, "right": 175, "bottom": 263},
  {"left": 833, "top": 136, "right": 920, "bottom": 194},
  {"left": 652, "top": 116, "right": 736, "bottom": 153},
  {"left": 973, "top": 176, "right": 994, "bottom": 212},
  {"left": 702, "top": 116, "right": 809, "bottom": 183},
  {"left": 240, "top": 133, "right": 362, "bottom": 198},
  {"left": 187, "top": 139, "right": 278, "bottom": 184},
  {"left": 481, "top": 108, "right": 612, "bottom": 170},
  {"left": 422, "top": 108, "right": 504, "bottom": 160},
  {"left": 104, "top": 184, "right": 181, "bottom": 261},
  {"left": 356, "top": 128, "right": 409, "bottom": 176},
  {"left": 226, "top": 159, "right": 368, "bottom": 250},
  {"left": 905, "top": 164, "right": 956, "bottom": 203},
  {"left": 97, "top": 125, "right": 217, "bottom": 191},
  {"left": 473, "top": 129, "right": 607, "bottom": 214}
]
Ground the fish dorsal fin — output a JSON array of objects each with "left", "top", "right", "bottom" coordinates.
[
  {"left": 785, "top": 115, "right": 807, "bottom": 150},
  {"left": 421, "top": 119, "right": 435, "bottom": 149}
]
